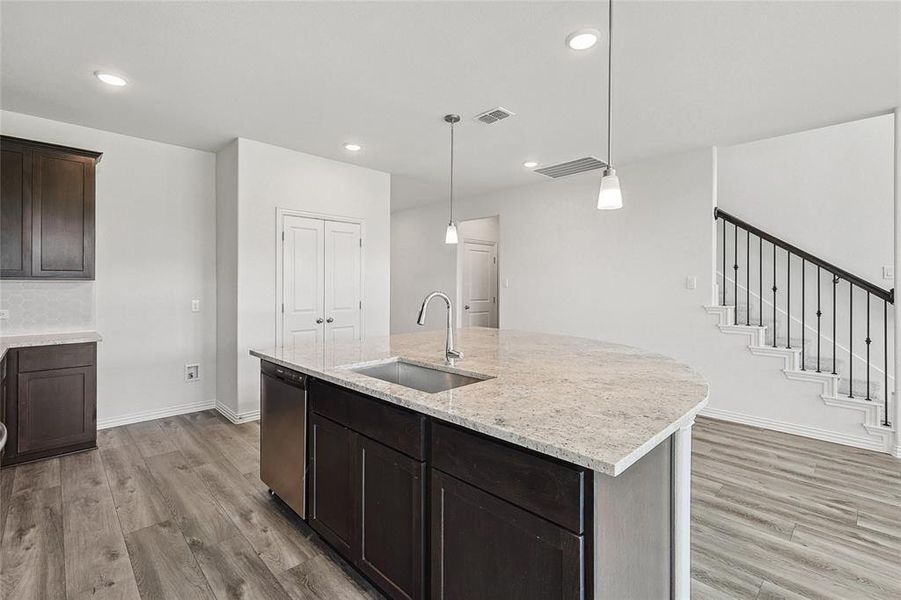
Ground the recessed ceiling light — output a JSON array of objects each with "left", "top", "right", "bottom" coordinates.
[
  {"left": 523, "top": 161, "right": 539, "bottom": 168},
  {"left": 566, "top": 29, "right": 600, "bottom": 51},
  {"left": 94, "top": 71, "right": 127, "bottom": 87},
  {"left": 344, "top": 143, "right": 362, "bottom": 152}
]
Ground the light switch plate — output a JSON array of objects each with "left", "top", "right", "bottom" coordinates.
[
  {"left": 0, "top": 309, "right": 8, "bottom": 320},
  {"left": 185, "top": 364, "right": 200, "bottom": 382},
  {"left": 191, "top": 299, "right": 200, "bottom": 312},
  {"left": 685, "top": 277, "right": 697, "bottom": 290},
  {"left": 883, "top": 266, "right": 894, "bottom": 280}
]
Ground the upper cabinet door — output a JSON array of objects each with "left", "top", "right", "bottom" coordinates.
[
  {"left": 0, "top": 141, "right": 33, "bottom": 278},
  {"left": 0, "top": 136, "right": 100, "bottom": 280},
  {"left": 32, "top": 149, "right": 95, "bottom": 278},
  {"left": 324, "top": 220, "right": 362, "bottom": 344}
]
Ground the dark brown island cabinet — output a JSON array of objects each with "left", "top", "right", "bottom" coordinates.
[
  {"left": 0, "top": 343, "right": 97, "bottom": 467},
  {"left": 1, "top": 135, "right": 101, "bottom": 280},
  {"left": 301, "top": 375, "right": 592, "bottom": 600}
]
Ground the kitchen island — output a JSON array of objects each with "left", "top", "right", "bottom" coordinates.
[{"left": 252, "top": 327, "right": 708, "bottom": 600}]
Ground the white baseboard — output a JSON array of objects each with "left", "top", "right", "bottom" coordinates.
[
  {"left": 700, "top": 406, "right": 889, "bottom": 453},
  {"left": 98, "top": 399, "right": 217, "bottom": 430},
  {"left": 893, "top": 444, "right": 901, "bottom": 459},
  {"left": 215, "top": 401, "right": 260, "bottom": 424}
]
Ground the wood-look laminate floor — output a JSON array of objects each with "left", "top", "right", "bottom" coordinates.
[{"left": 0, "top": 412, "right": 898, "bottom": 599}]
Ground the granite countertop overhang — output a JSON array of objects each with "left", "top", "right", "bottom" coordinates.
[
  {"left": 0, "top": 331, "right": 102, "bottom": 360},
  {"left": 252, "top": 328, "right": 708, "bottom": 476}
]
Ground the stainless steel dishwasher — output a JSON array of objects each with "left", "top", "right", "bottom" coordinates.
[{"left": 260, "top": 361, "right": 307, "bottom": 518}]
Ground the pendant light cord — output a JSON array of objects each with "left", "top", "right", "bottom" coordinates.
[
  {"left": 607, "top": 0, "right": 613, "bottom": 168},
  {"left": 449, "top": 120, "right": 455, "bottom": 223}
]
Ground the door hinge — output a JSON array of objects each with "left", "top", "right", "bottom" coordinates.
[
  {"left": 281, "top": 231, "right": 285, "bottom": 241},
  {"left": 493, "top": 297, "right": 496, "bottom": 304},
  {"left": 281, "top": 303, "right": 284, "bottom": 313},
  {"left": 359, "top": 300, "right": 362, "bottom": 309},
  {"left": 493, "top": 256, "right": 496, "bottom": 264},
  {"left": 359, "top": 238, "right": 363, "bottom": 247}
]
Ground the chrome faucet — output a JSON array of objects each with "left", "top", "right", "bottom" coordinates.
[{"left": 416, "top": 291, "right": 463, "bottom": 365}]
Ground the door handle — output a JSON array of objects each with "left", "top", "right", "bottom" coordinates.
[
  {"left": 326, "top": 317, "right": 334, "bottom": 323},
  {"left": 464, "top": 305, "right": 470, "bottom": 310},
  {"left": 316, "top": 318, "right": 324, "bottom": 324}
]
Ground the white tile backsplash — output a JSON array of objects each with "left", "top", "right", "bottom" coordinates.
[{"left": 0, "top": 280, "right": 95, "bottom": 334}]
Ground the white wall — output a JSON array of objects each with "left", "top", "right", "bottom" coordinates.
[
  {"left": 215, "top": 139, "right": 239, "bottom": 419},
  {"left": 1, "top": 110, "right": 218, "bottom": 427},
  {"left": 718, "top": 114, "right": 894, "bottom": 283},
  {"left": 392, "top": 148, "right": 882, "bottom": 446},
  {"left": 218, "top": 138, "right": 391, "bottom": 419}
]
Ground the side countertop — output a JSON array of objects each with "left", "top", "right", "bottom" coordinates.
[
  {"left": 251, "top": 328, "right": 708, "bottom": 476},
  {"left": 0, "top": 331, "right": 102, "bottom": 360}
]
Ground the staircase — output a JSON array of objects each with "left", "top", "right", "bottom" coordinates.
[{"left": 705, "top": 208, "right": 895, "bottom": 453}]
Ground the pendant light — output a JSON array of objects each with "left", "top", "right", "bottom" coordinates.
[
  {"left": 597, "top": 0, "right": 623, "bottom": 210},
  {"left": 444, "top": 114, "right": 461, "bottom": 244}
]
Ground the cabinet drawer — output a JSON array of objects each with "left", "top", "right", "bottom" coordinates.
[
  {"left": 309, "top": 379, "right": 425, "bottom": 461},
  {"left": 431, "top": 421, "right": 587, "bottom": 533},
  {"left": 17, "top": 343, "right": 95, "bottom": 373}
]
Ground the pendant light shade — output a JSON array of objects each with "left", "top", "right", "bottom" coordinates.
[
  {"left": 597, "top": 167, "right": 623, "bottom": 210},
  {"left": 445, "top": 222, "right": 459, "bottom": 244},
  {"left": 598, "top": 0, "right": 623, "bottom": 211},
  {"left": 444, "top": 114, "right": 461, "bottom": 244}
]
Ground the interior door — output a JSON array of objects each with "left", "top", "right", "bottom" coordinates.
[
  {"left": 324, "top": 220, "right": 362, "bottom": 344},
  {"left": 461, "top": 240, "right": 497, "bottom": 328},
  {"left": 282, "top": 215, "right": 325, "bottom": 349}
]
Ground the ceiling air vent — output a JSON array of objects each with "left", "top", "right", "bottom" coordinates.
[
  {"left": 474, "top": 106, "right": 515, "bottom": 124},
  {"left": 534, "top": 156, "right": 608, "bottom": 179}
]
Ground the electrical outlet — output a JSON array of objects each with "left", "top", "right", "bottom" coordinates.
[
  {"left": 191, "top": 299, "right": 200, "bottom": 312},
  {"left": 685, "top": 276, "right": 697, "bottom": 290},
  {"left": 883, "top": 266, "right": 894, "bottom": 280},
  {"left": 185, "top": 364, "right": 200, "bottom": 382},
  {"left": 0, "top": 310, "right": 9, "bottom": 320}
]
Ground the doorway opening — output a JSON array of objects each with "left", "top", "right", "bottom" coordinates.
[{"left": 456, "top": 216, "right": 499, "bottom": 328}]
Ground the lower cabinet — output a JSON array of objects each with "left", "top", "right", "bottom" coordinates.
[
  {"left": 309, "top": 413, "right": 357, "bottom": 555},
  {"left": 304, "top": 379, "right": 589, "bottom": 600},
  {"left": 1, "top": 342, "right": 97, "bottom": 466},
  {"left": 357, "top": 436, "right": 425, "bottom": 600},
  {"left": 430, "top": 469, "right": 585, "bottom": 600},
  {"left": 308, "top": 409, "right": 425, "bottom": 600},
  {"left": 17, "top": 365, "right": 95, "bottom": 454}
]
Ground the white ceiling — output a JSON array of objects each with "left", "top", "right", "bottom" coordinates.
[{"left": 1, "top": 1, "right": 898, "bottom": 211}]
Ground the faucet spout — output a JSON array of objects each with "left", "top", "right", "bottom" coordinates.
[{"left": 416, "top": 291, "right": 463, "bottom": 365}]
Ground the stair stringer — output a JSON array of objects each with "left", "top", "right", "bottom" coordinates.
[{"left": 704, "top": 303, "right": 894, "bottom": 453}]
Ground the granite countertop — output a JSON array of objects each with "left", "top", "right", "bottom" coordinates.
[
  {"left": 251, "top": 328, "right": 708, "bottom": 476},
  {"left": 0, "top": 330, "right": 102, "bottom": 360}
]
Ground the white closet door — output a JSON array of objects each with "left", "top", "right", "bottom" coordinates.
[
  {"left": 324, "top": 220, "right": 362, "bottom": 344},
  {"left": 282, "top": 216, "right": 325, "bottom": 348},
  {"left": 461, "top": 240, "right": 497, "bottom": 327}
]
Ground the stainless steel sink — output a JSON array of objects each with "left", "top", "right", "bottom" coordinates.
[{"left": 349, "top": 360, "right": 488, "bottom": 393}]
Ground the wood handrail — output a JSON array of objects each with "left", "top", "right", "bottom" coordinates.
[{"left": 714, "top": 208, "right": 894, "bottom": 304}]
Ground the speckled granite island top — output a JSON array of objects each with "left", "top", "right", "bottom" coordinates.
[
  {"left": 251, "top": 328, "right": 708, "bottom": 476},
  {"left": 0, "top": 330, "right": 102, "bottom": 360}
]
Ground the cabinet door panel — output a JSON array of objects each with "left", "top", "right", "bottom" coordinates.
[
  {"left": 308, "top": 413, "right": 357, "bottom": 555},
  {"left": 430, "top": 470, "right": 584, "bottom": 600},
  {"left": 32, "top": 150, "right": 95, "bottom": 278},
  {"left": 0, "top": 143, "right": 32, "bottom": 277},
  {"left": 357, "top": 436, "right": 424, "bottom": 600},
  {"left": 17, "top": 366, "right": 96, "bottom": 454}
]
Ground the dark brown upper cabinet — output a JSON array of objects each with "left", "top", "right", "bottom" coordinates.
[{"left": 0, "top": 136, "right": 101, "bottom": 279}]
